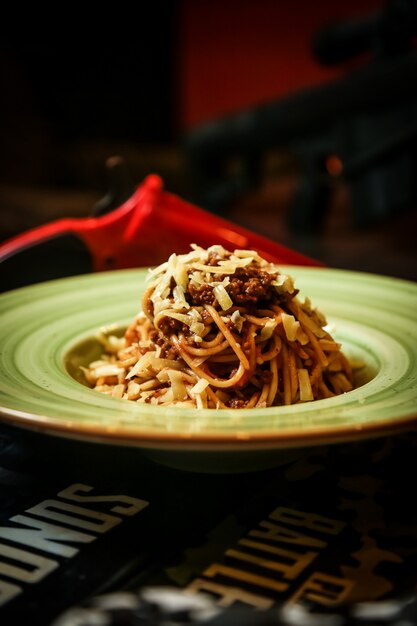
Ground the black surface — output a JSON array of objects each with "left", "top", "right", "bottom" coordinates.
[
  {"left": 1, "top": 423, "right": 417, "bottom": 625},
  {"left": 0, "top": 232, "right": 92, "bottom": 292}
]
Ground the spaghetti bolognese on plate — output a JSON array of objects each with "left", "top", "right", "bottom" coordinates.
[{"left": 0, "top": 264, "right": 416, "bottom": 471}]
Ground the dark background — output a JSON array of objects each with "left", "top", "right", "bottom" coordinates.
[{"left": 1, "top": 0, "right": 416, "bottom": 280}]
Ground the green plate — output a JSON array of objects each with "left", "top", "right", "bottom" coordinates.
[{"left": 1, "top": 267, "right": 416, "bottom": 471}]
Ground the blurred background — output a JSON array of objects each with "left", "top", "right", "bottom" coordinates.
[{"left": 1, "top": 0, "right": 416, "bottom": 280}]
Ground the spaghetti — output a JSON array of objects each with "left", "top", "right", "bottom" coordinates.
[{"left": 83, "top": 245, "right": 354, "bottom": 408}]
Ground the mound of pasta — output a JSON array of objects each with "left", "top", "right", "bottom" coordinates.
[{"left": 83, "top": 245, "right": 354, "bottom": 408}]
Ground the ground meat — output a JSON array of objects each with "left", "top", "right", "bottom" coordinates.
[
  {"left": 225, "top": 386, "right": 259, "bottom": 407},
  {"left": 207, "top": 252, "right": 221, "bottom": 266},
  {"left": 142, "top": 297, "right": 154, "bottom": 321},
  {"left": 125, "top": 320, "right": 140, "bottom": 346},
  {"left": 188, "top": 283, "right": 215, "bottom": 306},
  {"left": 226, "top": 266, "right": 278, "bottom": 306},
  {"left": 226, "top": 319, "right": 239, "bottom": 332},
  {"left": 157, "top": 318, "right": 190, "bottom": 336},
  {"left": 226, "top": 398, "right": 247, "bottom": 409},
  {"left": 157, "top": 337, "right": 179, "bottom": 360},
  {"left": 187, "top": 265, "right": 278, "bottom": 308}
]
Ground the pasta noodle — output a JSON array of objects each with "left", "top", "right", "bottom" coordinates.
[{"left": 83, "top": 245, "right": 354, "bottom": 408}]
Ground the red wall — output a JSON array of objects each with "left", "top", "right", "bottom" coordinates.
[{"left": 179, "top": 0, "right": 381, "bottom": 129}]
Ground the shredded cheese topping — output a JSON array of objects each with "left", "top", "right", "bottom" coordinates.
[{"left": 83, "top": 244, "right": 357, "bottom": 409}]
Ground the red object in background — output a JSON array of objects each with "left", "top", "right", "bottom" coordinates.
[
  {"left": 0, "top": 174, "right": 319, "bottom": 272},
  {"left": 179, "top": 0, "right": 380, "bottom": 128}
]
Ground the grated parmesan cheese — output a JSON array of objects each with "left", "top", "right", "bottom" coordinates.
[
  {"left": 282, "top": 312, "right": 300, "bottom": 342},
  {"left": 213, "top": 284, "right": 233, "bottom": 311},
  {"left": 190, "top": 378, "right": 209, "bottom": 395}
]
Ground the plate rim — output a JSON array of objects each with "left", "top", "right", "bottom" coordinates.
[
  {"left": 1, "top": 266, "right": 417, "bottom": 451},
  {"left": 1, "top": 404, "right": 416, "bottom": 450}
]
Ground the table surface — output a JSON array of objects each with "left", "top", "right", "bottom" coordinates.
[{"left": 1, "top": 421, "right": 416, "bottom": 625}]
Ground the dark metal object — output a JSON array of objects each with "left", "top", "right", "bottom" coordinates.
[
  {"left": 0, "top": 233, "right": 92, "bottom": 292},
  {"left": 185, "top": 1, "right": 417, "bottom": 232},
  {"left": 91, "top": 156, "right": 135, "bottom": 217},
  {"left": 0, "top": 157, "right": 134, "bottom": 293}
]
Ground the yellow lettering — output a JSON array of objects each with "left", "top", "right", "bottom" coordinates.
[
  {"left": 187, "top": 578, "right": 273, "bottom": 609},
  {"left": 250, "top": 521, "right": 327, "bottom": 549},
  {"left": 0, "top": 543, "right": 58, "bottom": 583},
  {"left": 288, "top": 571, "right": 354, "bottom": 606},
  {"left": 270, "top": 507, "right": 345, "bottom": 535},
  {"left": 204, "top": 563, "right": 288, "bottom": 592},
  {"left": 232, "top": 539, "right": 317, "bottom": 580},
  {"left": 26, "top": 500, "right": 121, "bottom": 533}
]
